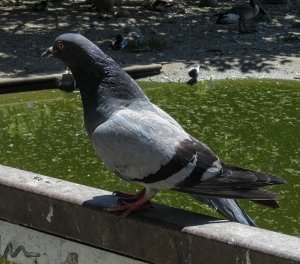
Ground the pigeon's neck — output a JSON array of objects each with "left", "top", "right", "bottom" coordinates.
[{"left": 71, "top": 62, "right": 148, "bottom": 137}]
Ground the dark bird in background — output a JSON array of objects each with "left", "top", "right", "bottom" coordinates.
[
  {"left": 187, "top": 64, "right": 200, "bottom": 85},
  {"left": 32, "top": 0, "right": 47, "bottom": 11},
  {"left": 92, "top": 0, "right": 115, "bottom": 18},
  {"left": 216, "top": 0, "right": 267, "bottom": 33},
  {"left": 112, "top": 34, "right": 128, "bottom": 50},
  {"left": 42, "top": 33, "right": 286, "bottom": 226}
]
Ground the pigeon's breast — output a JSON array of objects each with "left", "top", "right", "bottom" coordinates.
[{"left": 91, "top": 102, "right": 191, "bottom": 183}]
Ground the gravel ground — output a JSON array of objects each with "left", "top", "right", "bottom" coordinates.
[{"left": 0, "top": 0, "right": 300, "bottom": 82}]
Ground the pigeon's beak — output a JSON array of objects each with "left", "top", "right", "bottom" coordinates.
[{"left": 41, "top": 46, "right": 55, "bottom": 58}]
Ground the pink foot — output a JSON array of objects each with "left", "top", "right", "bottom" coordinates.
[{"left": 105, "top": 196, "right": 150, "bottom": 219}]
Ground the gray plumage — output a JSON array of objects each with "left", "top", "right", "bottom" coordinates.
[
  {"left": 192, "top": 196, "right": 256, "bottom": 226},
  {"left": 42, "top": 33, "right": 286, "bottom": 225}
]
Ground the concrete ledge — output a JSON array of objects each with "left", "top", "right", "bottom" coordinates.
[{"left": 0, "top": 165, "right": 299, "bottom": 264}]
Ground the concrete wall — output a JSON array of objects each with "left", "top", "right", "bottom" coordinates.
[
  {"left": 0, "top": 220, "right": 145, "bottom": 264},
  {"left": 0, "top": 165, "right": 299, "bottom": 264}
]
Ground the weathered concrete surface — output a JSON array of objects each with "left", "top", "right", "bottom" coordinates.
[
  {"left": 0, "top": 164, "right": 300, "bottom": 264},
  {"left": 0, "top": 220, "right": 146, "bottom": 264}
]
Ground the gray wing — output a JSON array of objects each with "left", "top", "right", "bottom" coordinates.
[{"left": 91, "top": 100, "right": 219, "bottom": 190}]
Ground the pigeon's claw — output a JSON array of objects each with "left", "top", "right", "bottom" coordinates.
[
  {"left": 105, "top": 196, "right": 150, "bottom": 219},
  {"left": 113, "top": 188, "right": 146, "bottom": 202}
]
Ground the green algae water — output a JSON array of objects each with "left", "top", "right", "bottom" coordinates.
[{"left": 0, "top": 79, "right": 299, "bottom": 236}]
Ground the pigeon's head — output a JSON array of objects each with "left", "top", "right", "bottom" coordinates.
[
  {"left": 42, "top": 33, "right": 104, "bottom": 69},
  {"left": 42, "top": 33, "right": 147, "bottom": 101}
]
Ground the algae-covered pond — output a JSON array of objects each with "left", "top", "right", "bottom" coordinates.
[{"left": 0, "top": 79, "right": 299, "bottom": 236}]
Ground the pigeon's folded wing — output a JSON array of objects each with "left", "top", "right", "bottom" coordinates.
[{"left": 91, "top": 100, "right": 218, "bottom": 189}]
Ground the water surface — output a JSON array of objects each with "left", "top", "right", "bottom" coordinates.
[{"left": 0, "top": 79, "right": 299, "bottom": 236}]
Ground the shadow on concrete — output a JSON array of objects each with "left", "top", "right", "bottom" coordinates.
[{"left": 82, "top": 195, "right": 226, "bottom": 229}]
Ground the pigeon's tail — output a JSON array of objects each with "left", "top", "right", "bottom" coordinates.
[
  {"left": 174, "top": 162, "right": 286, "bottom": 201},
  {"left": 174, "top": 162, "right": 286, "bottom": 226},
  {"left": 191, "top": 196, "right": 256, "bottom": 226}
]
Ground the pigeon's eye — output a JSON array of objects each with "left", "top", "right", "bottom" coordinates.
[{"left": 57, "top": 41, "right": 64, "bottom": 50}]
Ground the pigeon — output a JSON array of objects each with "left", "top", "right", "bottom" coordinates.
[
  {"left": 42, "top": 33, "right": 286, "bottom": 225},
  {"left": 112, "top": 34, "right": 128, "bottom": 50},
  {"left": 187, "top": 64, "right": 200, "bottom": 85},
  {"left": 216, "top": 0, "right": 266, "bottom": 33}
]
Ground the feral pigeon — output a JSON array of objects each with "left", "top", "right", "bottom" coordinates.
[
  {"left": 42, "top": 34, "right": 286, "bottom": 225},
  {"left": 187, "top": 64, "right": 200, "bottom": 85}
]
